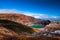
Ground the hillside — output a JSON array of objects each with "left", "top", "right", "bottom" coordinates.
[
  {"left": 0, "top": 20, "right": 35, "bottom": 40},
  {"left": 0, "top": 14, "right": 41, "bottom": 26},
  {"left": 0, "top": 15, "right": 42, "bottom": 40},
  {"left": 0, "top": 14, "right": 53, "bottom": 40},
  {"left": 0, "top": 20, "right": 34, "bottom": 33}
]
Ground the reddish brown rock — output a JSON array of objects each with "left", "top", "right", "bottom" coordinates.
[
  {"left": 44, "top": 23, "right": 60, "bottom": 32},
  {"left": 0, "top": 14, "right": 41, "bottom": 26},
  {"left": 0, "top": 26, "right": 19, "bottom": 40},
  {"left": 0, "top": 20, "right": 35, "bottom": 40}
]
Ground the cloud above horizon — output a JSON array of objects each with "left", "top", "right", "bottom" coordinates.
[{"left": 0, "top": 9, "right": 59, "bottom": 19}]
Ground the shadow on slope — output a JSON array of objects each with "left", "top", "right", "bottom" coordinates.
[{"left": 0, "top": 20, "right": 34, "bottom": 34}]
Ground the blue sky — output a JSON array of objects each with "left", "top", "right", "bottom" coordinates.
[{"left": 0, "top": 0, "right": 60, "bottom": 19}]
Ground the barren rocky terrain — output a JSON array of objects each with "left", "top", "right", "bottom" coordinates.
[
  {"left": 0, "top": 14, "right": 41, "bottom": 26},
  {"left": 0, "top": 14, "right": 59, "bottom": 40}
]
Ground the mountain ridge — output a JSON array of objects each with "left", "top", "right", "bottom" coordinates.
[{"left": 0, "top": 13, "right": 41, "bottom": 26}]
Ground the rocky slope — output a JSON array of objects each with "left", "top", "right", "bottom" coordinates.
[
  {"left": 0, "top": 14, "right": 53, "bottom": 40},
  {"left": 0, "top": 14, "right": 41, "bottom": 26},
  {"left": 0, "top": 20, "right": 34, "bottom": 33},
  {"left": 44, "top": 23, "right": 60, "bottom": 32},
  {"left": 0, "top": 14, "right": 51, "bottom": 26},
  {"left": 0, "top": 20, "right": 35, "bottom": 40}
]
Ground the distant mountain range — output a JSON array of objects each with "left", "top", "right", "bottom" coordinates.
[{"left": 37, "top": 18, "right": 60, "bottom": 22}]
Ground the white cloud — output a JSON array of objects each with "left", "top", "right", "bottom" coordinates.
[
  {"left": 52, "top": 16, "right": 58, "bottom": 18},
  {"left": 0, "top": 9, "right": 23, "bottom": 13},
  {"left": 32, "top": 14, "right": 49, "bottom": 18},
  {"left": 0, "top": 9, "right": 59, "bottom": 19}
]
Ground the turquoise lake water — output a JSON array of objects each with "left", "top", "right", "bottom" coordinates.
[{"left": 31, "top": 25, "right": 44, "bottom": 28}]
